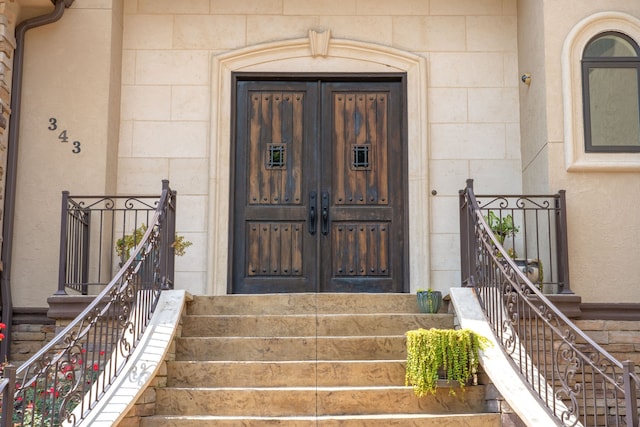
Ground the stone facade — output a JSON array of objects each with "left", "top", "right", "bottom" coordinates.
[{"left": 0, "top": 0, "right": 637, "bottom": 318}]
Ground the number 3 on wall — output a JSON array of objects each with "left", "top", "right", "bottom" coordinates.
[{"left": 48, "top": 117, "right": 82, "bottom": 154}]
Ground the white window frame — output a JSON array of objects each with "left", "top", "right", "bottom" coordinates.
[{"left": 563, "top": 12, "right": 640, "bottom": 171}]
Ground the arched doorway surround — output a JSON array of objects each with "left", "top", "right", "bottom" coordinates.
[{"left": 207, "top": 31, "right": 429, "bottom": 295}]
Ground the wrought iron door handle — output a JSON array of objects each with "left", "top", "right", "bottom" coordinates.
[
  {"left": 321, "top": 192, "right": 330, "bottom": 235},
  {"left": 309, "top": 191, "right": 317, "bottom": 235}
]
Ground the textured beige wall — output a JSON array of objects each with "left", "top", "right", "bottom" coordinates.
[
  {"left": 517, "top": 0, "right": 549, "bottom": 194},
  {"left": 538, "top": 1, "right": 640, "bottom": 303},
  {"left": 12, "top": 0, "right": 123, "bottom": 307}
]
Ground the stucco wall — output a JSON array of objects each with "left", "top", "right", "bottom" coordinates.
[
  {"left": 542, "top": 1, "right": 640, "bottom": 303},
  {"left": 12, "top": 0, "right": 123, "bottom": 307}
]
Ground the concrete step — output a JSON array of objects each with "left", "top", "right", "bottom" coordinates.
[
  {"left": 146, "top": 293, "right": 498, "bottom": 427},
  {"left": 140, "top": 413, "right": 502, "bottom": 427},
  {"left": 187, "top": 293, "right": 431, "bottom": 316},
  {"left": 167, "top": 360, "right": 407, "bottom": 387},
  {"left": 175, "top": 335, "right": 407, "bottom": 361},
  {"left": 181, "top": 313, "right": 454, "bottom": 337},
  {"left": 154, "top": 385, "right": 489, "bottom": 417}
]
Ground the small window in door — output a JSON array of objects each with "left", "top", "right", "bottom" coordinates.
[
  {"left": 266, "top": 143, "right": 286, "bottom": 169},
  {"left": 351, "top": 144, "right": 372, "bottom": 170}
]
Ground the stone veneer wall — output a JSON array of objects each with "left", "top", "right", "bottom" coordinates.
[
  {"left": 9, "top": 316, "right": 56, "bottom": 364},
  {"left": 575, "top": 320, "right": 640, "bottom": 368}
]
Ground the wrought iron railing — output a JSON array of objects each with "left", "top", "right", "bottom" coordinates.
[
  {"left": 0, "top": 180, "right": 176, "bottom": 426},
  {"left": 460, "top": 179, "right": 639, "bottom": 427},
  {"left": 58, "top": 182, "right": 176, "bottom": 294}
]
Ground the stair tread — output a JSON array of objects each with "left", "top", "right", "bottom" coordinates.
[
  {"left": 147, "top": 414, "right": 496, "bottom": 420},
  {"left": 153, "top": 293, "right": 495, "bottom": 424}
]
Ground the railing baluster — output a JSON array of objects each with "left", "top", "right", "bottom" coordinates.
[
  {"left": 460, "top": 180, "right": 638, "bottom": 427},
  {"left": 9, "top": 181, "right": 176, "bottom": 426}
]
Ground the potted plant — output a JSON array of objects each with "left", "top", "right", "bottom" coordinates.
[
  {"left": 405, "top": 328, "right": 490, "bottom": 397},
  {"left": 116, "top": 224, "right": 192, "bottom": 264},
  {"left": 484, "top": 210, "right": 519, "bottom": 255},
  {"left": 416, "top": 288, "right": 442, "bottom": 314}
]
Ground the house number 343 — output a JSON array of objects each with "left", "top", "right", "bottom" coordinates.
[{"left": 48, "top": 117, "right": 81, "bottom": 154}]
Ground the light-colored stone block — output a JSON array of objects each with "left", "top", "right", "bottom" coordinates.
[
  {"left": 318, "top": 16, "right": 392, "bottom": 46},
  {"left": 211, "top": 0, "right": 283, "bottom": 14},
  {"left": 118, "top": 120, "right": 133, "bottom": 157},
  {"left": 135, "top": 51, "right": 209, "bottom": 85},
  {"left": 503, "top": 0, "right": 517, "bottom": 15},
  {"left": 429, "top": 269, "right": 461, "bottom": 294},
  {"left": 393, "top": 16, "right": 466, "bottom": 52},
  {"left": 430, "top": 0, "right": 503, "bottom": 16},
  {"left": 430, "top": 123, "right": 505, "bottom": 159},
  {"left": 171, "top": 85, "right": 210, "bottom": 121},
  {"left": 430, "top": 53, "right": 505, "bottom": 87},
  {"left": 356, "top": 0, "right": 429, "bottom": 15},
  {"left": 121, "top": 49, "right": 135, "bottom": 85},
  {"left": 138, "top": 0, "right": 210, "bottom": 14},
  {"left": 503, "top": 52, "right": 519, "bottom": 87},
  {"left": 246, "top": 15, "right": 318, "bottom": 45},
  {"left": 470, "top": 159, "right": 523, "bottom": 194},
  {"left": 169, "top": 158, "right": 209, "bottom": 195},
  {"left": 283, "top": 0, "right": 356, "bottom": 15},
  {"left": 430, "top": 195, "right": 461, "bottom": 234},
  {"left": 174, "top": 232, "right": 207, "bottom": 271},
  {"left": 429, "top": 159, "right": 469, "bottom": 196},
  {"left": 505, "top": 123, "right": 521, "bottom": 159},
  {"left": 116, "top": 157, "right": 170, "bottom": 194},
  {"left": 173, "top": 271, "right": 207, "bottom": 295},
  {"left": 467, "top": 16, "right": 517, "bottom": 52},
  {"left": 123, "top": 14, "right": 173, "bottom": 49},
  {"left": 468, "top": 88, "right": 519, "bottom": 123},
  {"left": 174, "top": 15, "right": 246, "bottom": 50},
  {"left": 132, "top": 121, "right": 208, "bottom": 158},
  {"left": 428, "top": 88, "right": 468, "bottom": 123},
  {"left": 121, "top": 85, "right": 171, "bottom": 121},
  {"left": 430, "top": 232, "right": 461, "bottom": 270},
  {"left": 175, "top": 195, "right": 207, "bottom": 232}
]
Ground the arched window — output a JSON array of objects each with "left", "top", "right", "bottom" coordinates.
[{"left": 582, "top": 32, "right": 640, "bottom": 152}]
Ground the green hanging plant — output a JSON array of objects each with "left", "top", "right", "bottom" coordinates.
[{"left": 405, "top": 328, "right": 491, "bottom": 397}]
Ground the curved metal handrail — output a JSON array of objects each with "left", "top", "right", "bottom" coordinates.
[
  {"left": 3, "top": 180, "right": 175, "bottom": 427},
  {"left": 460, "top": 179, "right": 639, "bottom": 427}
]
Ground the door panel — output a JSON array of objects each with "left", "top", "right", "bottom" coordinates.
[
  {"left": 232, "top": 78, "right": 405, "bottom": 294},
  {"left": 320, "top": 83, "right": 403, "bottom": 292},
  {"left": 233, "top": 82, "right": 318, "bottom": 293}
]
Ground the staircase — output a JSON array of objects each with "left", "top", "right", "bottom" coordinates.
[{"left": 140, "top": 293, "right": 501, "bottom": 426}]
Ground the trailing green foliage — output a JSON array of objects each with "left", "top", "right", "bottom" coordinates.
[{"left": 405, "top": 328, "right": 491, "bottom": 397}]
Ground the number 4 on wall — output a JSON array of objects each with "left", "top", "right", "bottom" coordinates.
[{"left": 48, "top": 117, "right": 81, "bottom": 154}]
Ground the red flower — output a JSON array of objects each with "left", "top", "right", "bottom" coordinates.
[
  {"left": 99, "top": 350, "right": 105, "bottom": 356},
  {"left": 0, "top": 322, "right": 6, "bottom": 329},
  {"left": 93, "top": 364, "right": 99, "bottom": 371},
  {"left": 0, "top": 333, "right": 4, "bottom": 341}
]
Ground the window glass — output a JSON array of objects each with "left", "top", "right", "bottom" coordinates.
[
  {"left": 584, "top": 34, "right": 638, "bottom": 57},
  {"left": 583, "top": 32, "right": 640, "bottom": 152},
  {"left": 588, "top": 68, "right": 640, "bottom": 148}
]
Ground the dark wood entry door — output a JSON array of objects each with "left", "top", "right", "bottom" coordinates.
[{"left": 231, "top": 78, "right": 406, "bottom": 293}]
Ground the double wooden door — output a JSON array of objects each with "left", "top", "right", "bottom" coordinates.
[{"left": 231, "top": 78, "right": 406, "bottom": 293}]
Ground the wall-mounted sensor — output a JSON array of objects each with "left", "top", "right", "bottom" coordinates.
[{"left": 521, "top": 73, "right": 531, "bottom": 86}]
